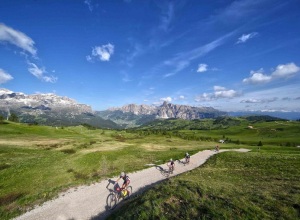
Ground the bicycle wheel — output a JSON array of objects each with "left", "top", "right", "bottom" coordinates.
[{"left": 106, "top": 193, "right": 117, "bottom": 210}]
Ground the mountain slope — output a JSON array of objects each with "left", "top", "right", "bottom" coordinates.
[{"left": 0, "top": 88, "right": 119, "bottom": 129}]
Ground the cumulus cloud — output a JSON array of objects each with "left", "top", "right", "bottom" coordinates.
[
  {"left": 27, "top": 62, "right": 57, "bottom": 83},
  {"left": 243, "top": 70, "right": 272, "bottom": 84},
  {"left": 236, "top": 32, "right": 258, "bottom": 44},
  {"left": 0, "top": 69, "right": 13, "bottom": 84},
  {"left": 0, "top": 23, "right": 37, "bottom": 56},
  {"left": 87, "top": 43, "right": 114, "bottom": 62},
  {"left": 243, "top": 62, "right": 300, "bottom": 84},
  {"left": 197, "top": 63, "right": 208, "bottom": 73},
  {"left": 160, "top": 97, "right": 172, "bottom": 102},
  {"left": 272, "top": 63, "right": 300, "bottom": 78},
  {"left": 195, "top": 86, "right": 239, "bottom": 102}
]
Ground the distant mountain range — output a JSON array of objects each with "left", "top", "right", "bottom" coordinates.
[
  {"left": 96, "top": 102, "right": 227, "bottom": 127},
  {"left": 228, "top": 111, "right": 300, "bottom": 121},
  {"left": 0, "top": 88, "right": 119, "bottom": 129},
  {"left": 0, "top": 88, "right": 298, "bottom": 129}
]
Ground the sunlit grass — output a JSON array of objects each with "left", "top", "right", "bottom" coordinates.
[
  {"left": 0, "top": 120, "right": 299, "bottom": 219},
  {"left": 108, "top": 147, "right": 300, "bottom": 220}
]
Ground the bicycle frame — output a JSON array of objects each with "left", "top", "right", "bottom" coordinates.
[{"left": 106, "top": 179, "right": 132, "bottom": 210}]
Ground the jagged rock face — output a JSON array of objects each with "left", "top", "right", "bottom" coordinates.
[
  {"left": 107, "top": 101, "right": 226, "bottom": 120},
  {"left": 0, "top": 88, "right": 92, "bottom": 115},
  {"left": 109, "top": 104, "right": 157, "bottom": 115}
]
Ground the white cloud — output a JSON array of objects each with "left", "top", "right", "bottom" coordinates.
[
  {"left": 87, "top": 44, "right": 114, "bottom": 62},
  {"left": 197, "top": 63, "right": 208, "bottom": 73},
  {"left": 272, "top": 62, "right": 300, "bottom": 78},
  {"left": 0, "top": 69, "right": 13, "bottom": 84},
  {"left": 195, "top": 86, "right": 239, "bottom": 102},
  {"left": 195, "top": 92, "right": 213, "bottom": 102},
  {"left": 179, "top": 95, "right": 185, "bottom": 99},
  {"left": 215, "top": 89, "right": 238, "bottom": 98},
  {"left": 243, "top": 62, "right": 300, "bottom": 84},
  {"left": 241, "top": 97, "right": 278, "bottom": 103},
  {"left": 0, "top": 23, "right": 37, "bottom": 56},
  {"left": 27, "top": 62, "right": 57, "bottom": 83},
  {"left": 161, "top": 31, "right": 235, "bottom": 77},
  {"left": 160, "top": 97, "right": 172, "bottom": 102},
  {"left": 214, "top": 86, "right": 226, "bottom": 91},
  {"left": 243, "top": 71, "right": 272, "bottom": 84},
  {"left": 236, "top": 32, "right": 258, "bottom": 44}
]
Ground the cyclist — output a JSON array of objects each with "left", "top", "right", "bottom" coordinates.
[
  {"left": 168, "top": 159, "right": 175, "bottom": 173},
  {"left": 185, "top": 152, "right": 190, "bottom": 164},
  {"left": 115, "top": 172, "right": 130, "bottom": 196}
]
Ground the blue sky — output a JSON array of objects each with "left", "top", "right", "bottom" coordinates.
[{"left": 0, "top": 0, "right": 300, "bottom": 112}]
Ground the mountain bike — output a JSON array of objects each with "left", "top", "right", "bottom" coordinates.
[
  {"left": 168, "top": 164, "right": 174, "bottom": 175},
  {"left": 185, "top": 156, "right": 190, "bottom": 165},
  {"left": 106, "top": 179, "right": 132, "bottom": 210}
]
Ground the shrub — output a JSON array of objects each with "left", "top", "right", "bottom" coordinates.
[{"left": 60, "top": 149, "right": 76, "bottom": 154}]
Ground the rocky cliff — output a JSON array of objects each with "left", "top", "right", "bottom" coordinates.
[
  {"left": 97, "top": 101, "right": 227, "bottom": 127},
  {"left": 0, "top": 88, "right": 118, "bottom": 128}
]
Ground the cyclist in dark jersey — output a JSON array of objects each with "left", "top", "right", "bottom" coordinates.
[
  {"left": 115, "top": 172, "right": 131, "bottom": 196},
  {"left": 185, "top": 152, "right": 190, "bottom": 164},
  {"left": 168, "top": 159, "right": 175, "bottom": 173}
]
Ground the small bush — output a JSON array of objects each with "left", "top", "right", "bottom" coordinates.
[
  {"left": 0, "top": 192, "right": 25, "bottom": 206},
  {"left": 60, "top": 149, "right": 76, "bottom": 154},
  {"left": 73, "top": 171, "right": 88, "bottom": 180},
  {"left": 0, "top": 164, "right": 11, "bottom": 170},
  {"left": 89, "top": 140, "right": 96, "bottom": 145}
]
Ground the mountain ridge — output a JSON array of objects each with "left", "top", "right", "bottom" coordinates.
[
  {"left": 0, "top": 88, "right": 119, "bottom": 129},
  {"left": 97, "top": 101, "right": 227, "bottom": 128}
]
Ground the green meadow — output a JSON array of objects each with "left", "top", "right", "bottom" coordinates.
[{"left": 0, "top": 118, "right": 299, "bottom": 219}]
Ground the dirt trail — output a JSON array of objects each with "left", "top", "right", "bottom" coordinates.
[{"left": 14, "top": 149, "right": 250, "bottom": 220}]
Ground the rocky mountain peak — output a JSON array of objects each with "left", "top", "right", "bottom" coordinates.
[
  {"left": 105, "top": 102, "right": 226, "bottom": 120},
  {"left": 0, "top": 88, "right": 92, "bottom": 115}
]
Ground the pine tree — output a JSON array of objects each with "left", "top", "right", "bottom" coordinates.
[{"left": 8, "top": 113, "right": 19, "bottom": 122}]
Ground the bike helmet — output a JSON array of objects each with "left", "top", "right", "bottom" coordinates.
[
  {"left": 170, "top": 158, "right": 173, "bottom": 162},
  {"left": 120, "top": 172, "right": 125, "bottom": 177}
]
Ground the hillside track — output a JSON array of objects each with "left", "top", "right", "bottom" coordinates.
[{"left": 14, "top": 148, "right": 250, "bottom": 220}]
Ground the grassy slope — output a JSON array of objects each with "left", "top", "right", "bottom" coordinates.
[
  {"left": 0, "top": 122, "right": 205, "bottom": 219},
  {"left": 0, "top": 120, "right": 299, "bottom": 219},
  {"left": 108, "top": 147, "right": 300, "bottom": 220}
]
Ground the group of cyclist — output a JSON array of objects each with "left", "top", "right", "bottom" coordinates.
[{"left": 114, "top": 152, "right": 191, "bottom": 196}]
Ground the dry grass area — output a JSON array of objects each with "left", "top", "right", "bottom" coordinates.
[{"left": 0, "top": 139, "right": 71, "bottom": 148}]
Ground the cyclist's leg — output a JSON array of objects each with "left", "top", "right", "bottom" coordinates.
[{"left": 125, "top": 180, "right": 130, "bottom": 195}]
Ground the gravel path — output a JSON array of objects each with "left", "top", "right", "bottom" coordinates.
[{"left": 14, "top": 148, "right": 250, "bottom": 220}]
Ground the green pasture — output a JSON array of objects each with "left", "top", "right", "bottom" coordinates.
[
  {"left": 0, "top": 120, "right": 299, "bottom": 219},
  {"left": 108, "top": 147, "right": 300, "bottom": 220}
]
